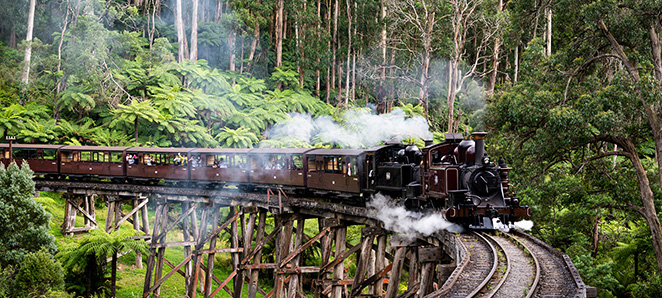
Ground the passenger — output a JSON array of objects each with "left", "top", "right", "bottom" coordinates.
[
  {"left": 191, "top": 156, "right": 199, "bottom": 167},
  {"left": 174, "top": 154, "right": 182, "bottom": 166},
  {"left": 219, "top": 158, "right": 228, "bottom": 168},
  {"left": 145, "top": 155, "right": 152, "bottom": 166},
  {"left": 196, "top": 156, "right": 202, "bottom": 167},
  {"left": 127, "top": 154, "right": 135, "bottom": 165},
  {"left": 182, "top": 155, "right": 188, "bottom": 166}
]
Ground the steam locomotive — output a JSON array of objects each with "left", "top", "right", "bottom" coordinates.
[{"left": 0, "top": 132, "right": 529, "bottom": 230}]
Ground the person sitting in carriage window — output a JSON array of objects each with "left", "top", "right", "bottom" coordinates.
[
  {"left": 127, "top": 154, "right": 135, "bottom": 165},
  {"left": 191, "top": 156, "right": 198, "bottom": 167},
  {"left": 145, "top": 155, "right": 153, "bottom": 166},
  {"left": 218, "top": 158, "right": 228, "bottom": 168},
  {"left": 174, "top": 154, "right": 182, "bottom": 166}
]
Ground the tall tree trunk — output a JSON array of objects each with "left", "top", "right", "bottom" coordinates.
[
  {"left": 215, "top": 0, "right": 223, "bottom": 22},
  {"left": 546, "top": 5, "right": 552, "bottom": 56},
  {"left": 488, "top": 0, "right": 504, "bottom": 95},
  {"left": 316, "top": 0, "right": 322, "bottom": 95},
  {"left": 326, "top": 0, "right": 332, "bottom": 103},
  {"left": 275, "top": 0, "right": 284, "bottom": 68},
  {"left": 21, "top": 0, "right": 37, "bottom": 101},
  {"left": 9, "top": 25, "right": 16, "bottom": 48},
  {"left": 229, "top": 31, "right": 236, "bottom": 71},
  {"left": 379, "top": 0, "right": 387, "bottom": 113},
  {"left": 190, "top": 0, "right": 199, "bottom": 61},
  {"left": 332, "top": 0, "right": 339, "bottom": 102},
  {"left": 344, "top": 0, "right": 352, "bottom": 105},
  {"left": 175, "top": 0, "right": 186, "bottom": 62},
  {"left": 514, "top": 44, "right": 519, "bottom": 82},
  {"left": 246, "top": 1, "right": 261, "bottom": 73},
  {"left": 55, "top": 5, "right": 71, "bottom": 121}
]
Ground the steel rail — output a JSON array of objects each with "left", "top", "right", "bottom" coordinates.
[
  {"left": 504, "top": 232, "right": 540, "bottom": 298},
  {"left": 484, "top": 232, "right": 511, "bottom": 298},
  {"left": 467, "top": 231, "right": 499, "bottom": 297}
]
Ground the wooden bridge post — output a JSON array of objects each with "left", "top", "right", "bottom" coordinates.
[
  {"left": 416, "top": 246, "right": 442, "bottom": 297},
  {"left": 385, "top": 236, "right": 413, "bottom": 298},
  {"left": 181, "top": 201, "right": 193, "bottom": 289},
  {"left": 350, "top": 227, "right": 377, "bottom": 296},
  {"left": 332, "top": 224, "right": 347, "bottom": 298},
  {"left": 231, "top": 206, "right": 244, "bottom": 298},
  {"left": 408, "top": 247, "right": 420, "bottom": 290},
  {"left": 143, "top": 199, "right": 167, "bottom": 297},
  {"left": 374, "top": 234, "right": 387, "bottom": 296},
  {"left": 274, "top": 213, "right": 294, "bottom": 297},
  {"left": 247, "top": 209, "right": 267, "bottom": 298},
  {"left": 239, "top": 206, "right": 257, "bottom": 298},
  {"left": 202, "top": 204, "right": 220, "bottom": 297},
  {"left": 61, "top": 193, "right": 99, "bottom": 236},
  {"left": 287, "top": 214, "right": 306, "bottom": 297}
]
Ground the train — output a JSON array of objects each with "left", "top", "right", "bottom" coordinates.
[{"left": 0, "top": 132, "right": 529, "bottom": 230}]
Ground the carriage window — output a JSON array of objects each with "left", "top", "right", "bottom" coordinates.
[
  {"left": 210, "top": 154, "right": 247, "bottom": 168},
  {"left": 307, "top": 158, "right": 317, "bottom": 172},
  {"left": 110, "top": 152, "right": 123, "bottom": 163},
  {"left": 13, "top": 149, "right": 39, "bottom": 160},
  {"left": 291, "top": 155, "right": 303, "bottom": 170},
  {"left": 324, "top": 156, "right": 341, "bottom": 174},
  {"left": 61, "top": 151, "right": 76, "bottom": 162},
  {"left": 144, "top": 153, "right": 171, "bottom": 165},
  {"left": 78, "top": 151, "right": 109, "bottom": 163},
  {"left": 210, "top": 154, "right": 229, "bottom": 168},
  {"left": 43, "top": 150, "right": 57, "bottom": 160}
]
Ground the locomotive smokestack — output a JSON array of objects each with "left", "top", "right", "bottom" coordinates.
[{"left": 473, "top": 132, "right": 487, "bottom": 165}]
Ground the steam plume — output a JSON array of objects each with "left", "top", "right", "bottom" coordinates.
[
  {"left": 367, "top": 194, "right": 464, "bottom": 239},
  {"left": 264, "top": 109, "right": 432, "bottom": 148}
]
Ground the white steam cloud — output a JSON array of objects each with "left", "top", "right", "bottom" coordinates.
[
  {"left": 367, "top": 194, "right": 464, "bottom": 239},
  {"left": 264, "top": 109, "right": 433, "bottom": 148}
]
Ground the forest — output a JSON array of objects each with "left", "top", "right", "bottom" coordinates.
[{"left": 0, "top": 0, "right": 662, "bottom": 297}]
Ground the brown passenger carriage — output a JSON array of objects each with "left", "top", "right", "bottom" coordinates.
[
  {"left": 125, "top": 147, "right": 193, "bottom": 181},
  {"left": 189, "top": 148, "right": 250, "bottom": 184},
  {"left": 248, "top": 148, "right": 312, "bottom": 188},
  {"left": 305, "top": 148, "right": 367, "bottom": 195},
  {"left": 59, "top": 146, "right": 128, "bottom": 178},
  {"left": 0, "top": 144, "right": 63, "bottom": 175}
]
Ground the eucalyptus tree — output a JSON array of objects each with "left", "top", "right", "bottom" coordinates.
[
  {"left": 488, "top": 1, "right": 662, "bottom": 275},
  {"left": 384, "top": 0, "right": 446, "bottom": 120}
]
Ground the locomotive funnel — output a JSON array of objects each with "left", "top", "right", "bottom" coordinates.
[{"left": 472, "top": 132, "right": 488, "bottom": 165}]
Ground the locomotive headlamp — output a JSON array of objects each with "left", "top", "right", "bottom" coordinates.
[{"left": 482, "top": 155, "right": 490, "bottom": 165}]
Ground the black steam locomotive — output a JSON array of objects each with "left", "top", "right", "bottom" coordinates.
[{"left": 1, "top": 132, "right": 529, "bottom": 230}]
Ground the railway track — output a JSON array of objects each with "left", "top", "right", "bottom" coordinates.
[
  {"left": 441, "top": 232, "right": 497, "bottom": 297},
  {"left": 436, "top": 230, "right": 585, "bottom": 298}
]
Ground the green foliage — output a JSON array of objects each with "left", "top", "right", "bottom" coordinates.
[
  {"left": 216, "top": 127, "right": 260, "bottom": 148},
  {"left": 57, "top": 229, "right": 149, "bottom": 297},
  {"left": 13, "top": 248, "right": 65, "bottom": 297},
  {"left": 0, "top": 163, "right": 57, "bottom": 267}
]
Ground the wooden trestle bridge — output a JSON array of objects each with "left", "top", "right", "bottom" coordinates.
[{"left": 35, "top": 180, "right": 594, "bottom": 298}]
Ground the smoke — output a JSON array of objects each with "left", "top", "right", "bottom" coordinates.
[
  {"left": 264, "top": 109, "right": 433, "bottom": 148},
  {"left": 493, "top": 218, "right": 534, "bottom": 233},
  {"left": 367, "top": 194, "right": 464, "bottom": 239},
  {"left": 514, "top": 219, "right": 534, "bottom": 231}
]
